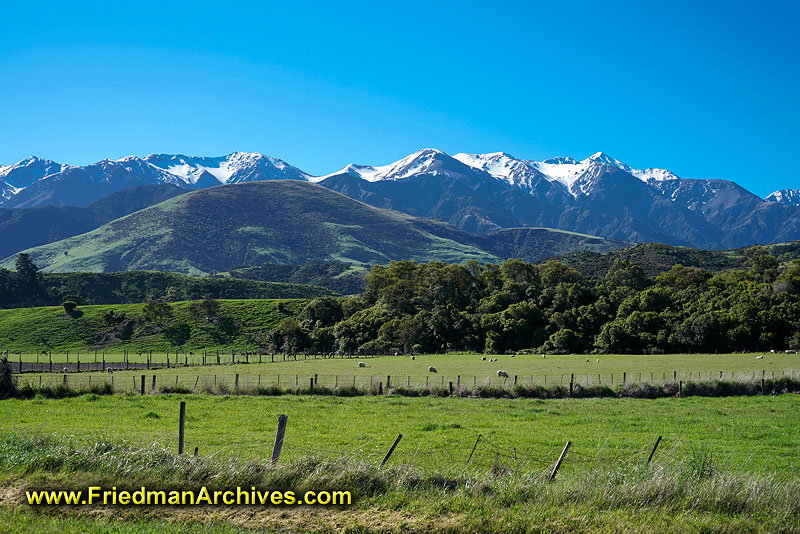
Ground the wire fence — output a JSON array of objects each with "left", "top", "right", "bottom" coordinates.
[{"left": 15, "top": 368, "right": 800, "bottom": 394}]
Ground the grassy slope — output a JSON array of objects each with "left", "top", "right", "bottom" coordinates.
[
  {"left": 0, "top": 181, "right": 500, "bottom": 274},
  {"left": 0, "top": 299, "right": 307, "bottom": 352}
]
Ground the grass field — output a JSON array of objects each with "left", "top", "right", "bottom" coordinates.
[
  {"left": 1, "top": 393, "right": 799, "bottom": 532},
  {"left": 14, "top": 351, "right": 800, "bottom": 392},
  {"left": 2, "top": 394, "right": 798, "bottom": 476}
]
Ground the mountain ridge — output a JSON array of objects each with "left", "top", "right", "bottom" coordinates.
[{"left": 1, "top": 148, "right": 796, "bottom": 249}]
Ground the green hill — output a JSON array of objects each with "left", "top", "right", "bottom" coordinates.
[
  {"left": 0, "top": 181, "right": 626, "bottom": 275},
  {"left": 0, "top": 299, "right": 307, "bottom": 352}
]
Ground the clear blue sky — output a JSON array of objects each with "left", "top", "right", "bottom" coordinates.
[{"left": 1, "top": 1, "right": 797, "bottom": 197}]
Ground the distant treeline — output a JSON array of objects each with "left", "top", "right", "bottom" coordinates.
[
  {"left": 223, "top": 262, "right": 366, "bottom": 295},
  {"left": 0, "top": 255, "right": 334, "bottom": 308},
  {"left": 272, "top": 248, "right": 800, "bottom": 354}
]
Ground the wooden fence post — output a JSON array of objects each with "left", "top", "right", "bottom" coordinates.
[
  {"left": 380, "top": 434, "right": 403, "bottom": 467},
  {"left": 465, "top": 435, "right": 482, "bottom": 469},
  {"left": 141, "top": 374, "right": 146, "bottom": 395},
  {"left": 647, "top": 435, "right": 662, "bottom": 465},
  {"left": 271, "top": 414, "right": 288, "bottom": 466},
  {"left": 178, "top": 401, "right": 186, "bottom": 455},
  {"left": 310, "top": 377, "right": 314, "bottom": 395},
  {"left": 549, "top": 441, "right": 571, "bottom": 482},
  {"left": 235, "top": 374, "right": 239, "bottom": 390},
  {"left": 152, "top": 375, "right": 157, "bottom": 392}
]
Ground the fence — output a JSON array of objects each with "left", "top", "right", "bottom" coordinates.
[{"left": 15, "top": 368, "right": 800, "bottom": 396}]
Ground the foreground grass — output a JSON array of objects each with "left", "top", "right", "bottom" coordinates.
[
  {"left": 2, "top": 395, "right": 799, "bottom": 476},
  {"left": 0, "top": 432, "right": 798, "bottom": 533}
]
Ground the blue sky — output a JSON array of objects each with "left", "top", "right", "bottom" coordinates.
[{"left": 0, "top": 1, "right": 797, "bottom": 197}]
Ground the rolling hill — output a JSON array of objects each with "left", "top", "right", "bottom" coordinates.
[
  {"left": 0, "top": 184, "right": 188, "bottom": 259},
  {"left": 0, "top": 181, "right": 626, "bottom": 274}
]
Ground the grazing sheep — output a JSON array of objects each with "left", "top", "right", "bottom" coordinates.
[
  {"left": 358, "top": 362, "right": 366, "bottom": 368},
  {"left": 411, "top": 356, "right": 415, "bottom": 360},
  {"left": 787, "top": 349, "right": 797, "bottom": 354},
  {"left": 586, "top": 359, "right": 590, "bottom": 362},
  {"left": 428, "top": 366, "right": 438, "bottom": 373},
  {"left": 511, "top": 354, "right": 516, "bottom": 358},
  {"left": 756, "top": 355, "right": 764, "bottom": 359},
  {"left": 62, "top": 367, "right": 69, "bottom": 373},
  {"left": 541, "top": 354, "right": 546, "bottom": 359},
  {"left": 497, "top": 370, "right": 509, "bottom": 378},
  {"left": 106, "top": 367, "right": 114, "bottom": 373},
  {"left": 481, "top": 357, "right": 486, "bottom": 361},
  {"left": 596, "top": 359, "right": 600, "bottom": 362}
]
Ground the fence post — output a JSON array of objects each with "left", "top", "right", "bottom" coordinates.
[
  {"left": 449, "top": 381, "right": 453, "bottom": 396},
  {"left": 569, "top": 374, "right": 574, "bottom": 397},
  {"left": 386, "top": 375, "right": 390, "bottom": 388},
  {"left": 310, "top": 377, "right": 314, "bottom": 395},
  {"left": 152, "top": 375, "right": 156, "bottom": 392},
  {"left": 63, "top": 374, "right": 67, "bottom": 387},
  {"left": 465, "top": 435, "right": 482, "bottom": 469},
  {"left": 141, "top": 374, "right": 146, "bottom": 395},
  {"left": 647, "top": 435, "right": 662, "bottom": 465},
  {"left": 178, "top": 401, "right": 186, "bottom": 455},
  {"left": 235, "top": 374, "right": 239, "bottom": 390},
  {"left": 271, "top": 414, "right": 288, "bottom": 466},
  {"left": 378, "top": 381, "right": 383, "bottom": 395},
  {"left": 380, "top": 434, "right": 403, "bottom": 467},
  {"left": 679, "top": 380, "right": 682, "bottom": 397},
  {"left": 549, "top": 441, "right": 571, "bottom": 482}
]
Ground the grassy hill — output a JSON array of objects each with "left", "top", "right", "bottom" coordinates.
[
  {"left": 0, "top": 299, "right": 307, "bottom": 352},
  {"left": 0, "top": 184, "right": 187, "bottom": 260},
  {"left": 0, "top": 181, "right": 500, "bottom": 274},
  {"left": 0, "top": 181, "right": 628, "bottom": 275}
]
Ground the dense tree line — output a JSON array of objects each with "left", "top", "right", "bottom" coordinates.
[
  {"left": 0, "top": 261, "right": 333, "bottom": 309},
  {"left": 277, "top": 250, "right": 800, "bottom": 354}
]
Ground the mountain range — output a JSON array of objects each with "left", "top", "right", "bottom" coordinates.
[{"left": 1, "top": 149, "right": 798, "bottom": 249}]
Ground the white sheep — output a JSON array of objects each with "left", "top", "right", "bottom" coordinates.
[
  {"left": 756, "top": 355, "right": 764, "bottom": 360},
  {"left": 481, "top": 357, "right": 486, "bottom": 361},
  {"left": 510, "top": 354, "right": 516, "bottom": 358},
  {"left": 542, "top": 354, "right": 546, "bottom": 359},
  {"left": 596, "top": 359, "right": 600, "bottom": 362},
  {"left": 106, "top": 367, "right": 114, "bottom": 373},
  {"left": 411, "top": 356, "right": 415, "bottom": 360},
  {"left": 586, "top": 359, "right": 590, "bottom": 362},
  {"left": 62, "top": 367, "right": 69, "bottom": 373},
  {"left": 358, "top": 362, "right": 366, "bottom": 368},
  {"left": 428, "top": 366, "right": 437, "bottom": 373},
  {"left": 497, "top": 370, "right": 509, "bottom": 378}
]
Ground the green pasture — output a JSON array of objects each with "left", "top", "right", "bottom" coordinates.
[
  {"left": 2, "top": 394, "right": 798, "bottom": 478},
  {"left": 14, "top": 351, "right": 800, "bottom": 391}
]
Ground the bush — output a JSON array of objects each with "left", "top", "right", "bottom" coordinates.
[{"left": 0, "top": 358, "right": 15, "bottom": 399}]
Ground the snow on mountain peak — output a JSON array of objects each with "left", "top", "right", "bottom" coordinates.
[{"left": 766, "top": 189, "right": 800, "bottom": 206}]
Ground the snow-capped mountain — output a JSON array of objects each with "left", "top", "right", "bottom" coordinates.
[
  {"left": 0, "top": 152, "right": 311, "bottom": 208},
  {"left": 1, "top": 148, "right": 798, "bottom": 249},
  {"left": 315, "top": 149, "right": 797, "bottom": 248},
  {"left": 0, "top": 156, "right": 69, "bottom": 189},
  {"left": 766, "top": 189, "right": 800, "bottom": 206},
  {"left": 144, "top": 152, "right": 310, "bottom": 186}
]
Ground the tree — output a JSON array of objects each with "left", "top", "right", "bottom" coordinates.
[
  {"left": 142, "top": 299, "right": 173, "bottom": 325},
  {"left": 62, "top": 300, "right": 77, "bottom": 314},
  {"left": 14, "top": 253, "right": 43, "bottom": 306}
]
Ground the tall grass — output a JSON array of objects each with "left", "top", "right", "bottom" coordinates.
[
  {"left": 1, "top": 433, "right": 798, "bottom": 522},
  {"left": 8, "top": 376, "right": 800, "bottom": 400}
]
